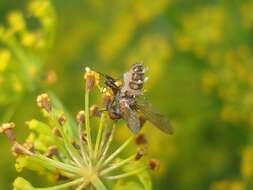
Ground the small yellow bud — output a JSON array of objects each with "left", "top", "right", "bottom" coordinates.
[
  {"left": 90, "top": 105, "right": 101, "bottom": 117},
  {"left": 58, "top": 114, "right": 66, "bottom": 126},
  {"left": 135, "top": 146, "right": 147, "bottom": 160},
  {"left": 102, "top": 88, "right": 113, "bottom": 107},
  {"left": 0, "top": 122, "right": 16, "bottom": 143},
  {"left": 36, "top": 93, "right": 51, "bottom": 112},
  {"left": 76, "top": 110, "right": 85, "bottom": 124},
  {"left": 84, "top": 67, "right": 100, "bottom": 91}
]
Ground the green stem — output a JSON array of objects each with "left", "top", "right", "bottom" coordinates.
[
  {"left": 50, "top": 111, "right": 85, "bottom": 168},
  {"left": 100, "top": 155, "right": 135, "bottom": 176},
  {"left": 75, "top": 180, "right": 89, "bottom": 190},
  {"left": 95, "top": 125, "right": 115, "bottom": 169},
  {"left": 16, "top": 141, "right": 80, "bottom": 175},
  {"left": 78, "top": 123, "right": 90, "bottom": 166},
  {"left": 85, "top": 88, "right": 93, "bottom": 161},
  {"left": 35, "top": 154, "right": 82, "bottom": 175},
  {"left": 91, "top": 175, "right": 108, "bottom": 190},
  {"left": 102, "top": 136, "right": 134, "bottom": 168},
  {"left": 105, "top": 167, "right": 146, "bottom": 180},
  {"left": 40, "top": 177, "right": 83, "bottom": 190},
  {"left": 94, "top": 113, "right": 105, "bottom": 161}
]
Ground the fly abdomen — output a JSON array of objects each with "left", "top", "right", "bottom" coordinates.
[
  {"left": 121, "top": 62, "right": 147, "bottom": 97},
  {"left": 129, "top": 81, "right": 144, "bottom": 90},
  {"left": 132, "top": 72, "right": 145, "bottom": 81}
]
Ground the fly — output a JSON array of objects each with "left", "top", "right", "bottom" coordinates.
[{"left": 100, "top": 62, "right": 173, "bottom": 135}]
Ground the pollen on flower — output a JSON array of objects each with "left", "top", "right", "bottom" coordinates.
[
  {"left": 0, "top": 122, "right": 15, "bottom": 133},
  {"left": 115, "top": 80, "right": 123, "bottom": 87},
  {"left": 36, "top": 93, "right": 51, "bottom": 112},
  {"left": 102, "top": 88, "right": 114, "bottom": 106},
  {"left": 58, "top": 114, "right": 66, "bottom": 126},
  {"left": 45, "top": 145, "right": 58, "bottom": 158},
  {"left": 90, "top": 105, "right": 101, "bottom": 117},
  {"left": 52, "top": 127, "right": 61, "bottom": 137},
  {"left": 76, "top": 110, "right": 85, "bottom": 124},
  {"left": 135, "top": 146, "right": 147, "bottom": 160},
  {"left": 84, "top": 67, "right": 100, "bottom": 90},
  {"left": 0, "top": 122, "right": 16, "bottom": 143}
]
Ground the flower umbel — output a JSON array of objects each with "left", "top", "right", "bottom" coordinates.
[{"left": 2, "top": 68, "right": 155, "bottom": 190}]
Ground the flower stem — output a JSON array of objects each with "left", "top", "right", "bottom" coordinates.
[
  {"left": 100, "top": 154, "right": 135, "bottom": 176},
  {"left": 41, "top": 177, "right": 83, "bottom": 190},
  {"left": 78, "top": 123, "right": 90, "bottom": 166},
  {"left": 35, "top": 154, "right": 82, "bottom": 175},
  {"left": 94, "top": 112, "right": 105, "bottom": 161},
  {"left": 91, "top": 175, "right": 108, "bottom": 190},
  {"left": 105, "top": 167, "right": 146, "bottom": 180},
  {"left": 85, "top": 88, "right": 93, "bottom": 161},
  {"left": 102, "top": 136, "right": 134, "bottom": 168},
  {"left": 75, "top": 180, "right": 89, "bottom": 190},
  {"left": 95, "top": 124, "right": 115, "bottom": 169},
  {"left": 50, "top": 111, "right": 85, "bottom": 168}
]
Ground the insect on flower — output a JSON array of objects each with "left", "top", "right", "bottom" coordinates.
[
  {"left": 100, "top": 62, "right": 174, "bottom": 135},
  {"left": 1, "top": 68, "right": 159, "bottom": 189}
]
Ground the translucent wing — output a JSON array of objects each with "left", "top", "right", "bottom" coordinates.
[
  {"left": 120, "top": 100, "right": 141, "bottom": 134},
  {"left": 136, "top": 99, "right": 173, "bottom": 134}
]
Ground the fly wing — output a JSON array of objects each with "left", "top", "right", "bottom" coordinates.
[
  {"left": 120, "top": 100, "right": 141, "bottom": 134},
  {"left": 136, "top": 99, "right": 173, "bottom": 134}
]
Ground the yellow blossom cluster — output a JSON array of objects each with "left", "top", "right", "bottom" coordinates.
[{"left": 0, "top": 0, "right": 55, "bottom": 112}]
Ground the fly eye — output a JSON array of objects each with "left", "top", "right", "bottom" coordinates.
[
  {"left": 132, "top": 73, "right": 145, "bottom": 81},
  {"left": 133, "top": 64, "right": 144, "bottom": 72}
]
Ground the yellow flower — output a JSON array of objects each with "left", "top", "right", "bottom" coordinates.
[
  {"left": 240, "top": 2, "right": 253, "bottom": 30},
  {"left": 209, "top": 180, "right": 230, "bottom": 190},
  {"left": 21, "top": 32, "right": 37, "bottom": 47},
  {"left": 28, "top": 0, "right": 50, "bottom": 18},
  {"left": 7, "top": 11, "right": 26, "bottom": 33},
  {"left": 84, "top": 67, "right": 100, "bottom": 90},
  {"left": 13, "top": 81, "right": 23, "bottom": 93},
  {"left": 229, "top": 181, "right": 244, "bottom": 190},
  {"left": 202, "top": 71, "right": 217, "bottom": 94},
  {"left": 220, "top": 106, "right": 239, "bottom": 123},
  {"left": 241, "top": 147, "right": 253, "bottom": 178},
  {"left": 0, "top": 49, "right": 11, "bottom": 72}
]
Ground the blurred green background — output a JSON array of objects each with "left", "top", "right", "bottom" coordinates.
[{"left": 1, "top": 0, "right": 253, "bottom": 189}]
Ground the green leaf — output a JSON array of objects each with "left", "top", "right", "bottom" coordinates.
[{"left": 48, "top": 91, "right": 78, "bottom": 140}]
